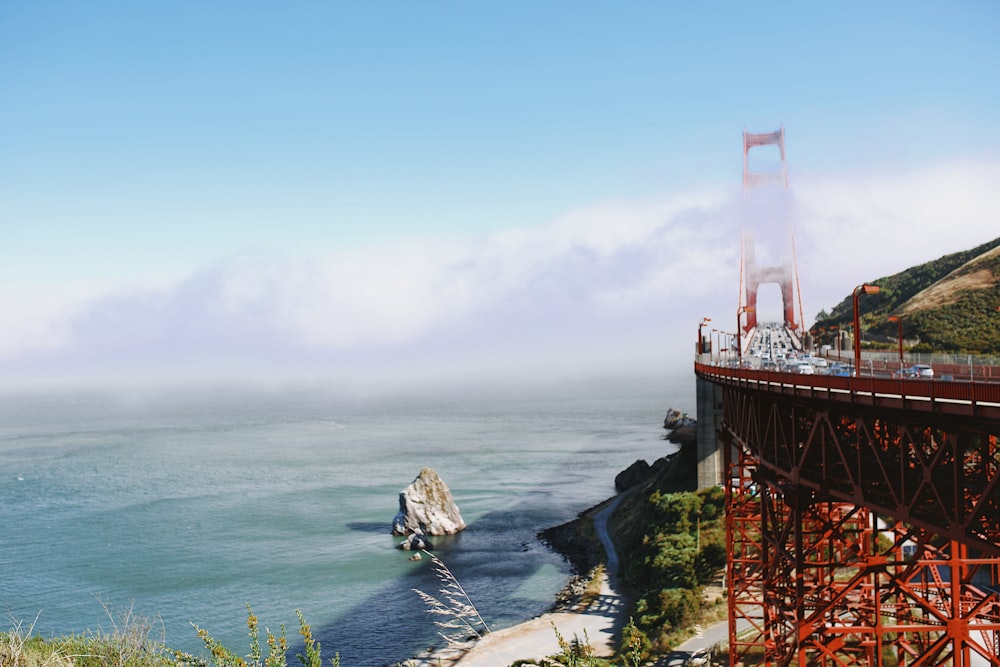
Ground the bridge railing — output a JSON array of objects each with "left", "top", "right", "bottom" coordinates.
[
  {"left": 823, "top": 349, "right": 1000, "bottom": 382},
  {"left": 694, "top": 360, "right": 1000, "bottom": 421},
  {"left": 697, "top": 350, "right": 1000, "bottom": 383}
]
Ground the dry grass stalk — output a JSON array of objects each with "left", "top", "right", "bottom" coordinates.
[
  {"left": 412, "top": 551, "right": 491, "bottom": 648},
  {"left": 2, "top": 613, "right": 44, "bottom": 667}
]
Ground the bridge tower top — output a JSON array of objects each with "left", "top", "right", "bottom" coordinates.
[
  {"left": 743, "top": 127, "right": 788, "bottom": 190},
  {"left": 739, "top": 126, "right": 804, "bottom": 338}
]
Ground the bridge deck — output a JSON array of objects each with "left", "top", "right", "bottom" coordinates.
[{"left": 695, "top": 362, "right": 1000, "bottom": 423}]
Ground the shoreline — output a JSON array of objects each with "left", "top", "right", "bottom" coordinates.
[
  {"left": 408, "top": 566, "right": 622, "bottom": 667},
  {"left": 406, "top": 431, "right": 697, "bottom": 666},
  {"left": 409, "top": 496, "right": 623, "bottom": 666}
]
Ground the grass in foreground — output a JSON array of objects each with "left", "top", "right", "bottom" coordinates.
[{"left": 1, "top": 601, "right": 338, "bottom": 667}]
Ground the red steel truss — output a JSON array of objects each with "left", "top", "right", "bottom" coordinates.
[{"left": 697, "top": 363, "right": 1000, "bottom": 666}]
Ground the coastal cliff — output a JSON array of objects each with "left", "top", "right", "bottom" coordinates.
[{"left": 539, "top": 426, "right": 699, "bottom": 577}]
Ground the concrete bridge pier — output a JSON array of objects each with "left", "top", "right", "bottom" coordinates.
[{"left": 695, "top": 374, "right": 724, "bottom": 489}]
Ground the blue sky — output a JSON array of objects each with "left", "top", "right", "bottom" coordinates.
[{"left": 1, "top": 2, "right": 998, "bottom": 390}]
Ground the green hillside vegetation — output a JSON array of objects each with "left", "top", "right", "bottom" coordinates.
[
  {"left": 612, "top": 484, "right": 726, "bottom": 658},
  {"left": 538, "top": 440, "right": 728, "bottom": 664},
  {"left": 811, "top": 236, "right": 1000, "bottom": 354},
  {"left": 605, "top": 445, "right": 727, "bottom": 660}
]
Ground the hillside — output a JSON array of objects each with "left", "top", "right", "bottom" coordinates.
[{"left": 811, "top": 236, "right": 1000, "bottom": 354}]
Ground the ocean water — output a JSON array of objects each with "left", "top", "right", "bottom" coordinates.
[{"left": 0, "top": 374, "right": 693, "bottom": 666}]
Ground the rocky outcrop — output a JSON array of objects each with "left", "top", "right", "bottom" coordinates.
[
  {"left": 615, "top": 459, "right": 653, "bottom": 492},
  {"left": 392, "top": 467, "right": 466, "bottom": 539},
  {"left": 663, "top": 408, "right": 696, "bottom": 430},
  {"left": 538, "top": 504, "right": 607, "bottom": 576},
  {"left": 667, "top": 423, "right": 696, "bottom": 447},
  {"left": 398, "top": 532, "right": 434, "bottom": 551}
]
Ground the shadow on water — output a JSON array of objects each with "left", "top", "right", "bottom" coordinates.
[
  {"left": 294, "top": 500, "right": 583, "bottom": 667},
  {"left": 344, "top": 521, "right": 389, "bottom": 534}
]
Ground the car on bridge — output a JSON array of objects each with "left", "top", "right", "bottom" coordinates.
[
  {"left": 892, "top": 364, "right": 934, "bottom": 379},
  {"left": 829, "top": 363, "right": 853, "bottom": 377},
  {"left": 905, "top": 364, "right": 934, "bottom": 378},
  {"left": 783, "top": 361, "right": 814, "bottom": 374}
]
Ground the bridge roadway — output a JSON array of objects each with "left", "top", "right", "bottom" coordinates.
[
  {"left": 696, "top": 361, "right": 1000, "bottom": 423},
  {"left": 694, "top": 355, "right": 1000, "bottom": 666}
]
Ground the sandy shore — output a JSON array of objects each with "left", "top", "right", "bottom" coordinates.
[
  {"left": 408, "top": 568, "right": 625, "bottom": 667},
  {"left": 410, "top": 495, "right": 629, "bottom": 666}
]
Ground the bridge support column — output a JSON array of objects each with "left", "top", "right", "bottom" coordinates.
[{"left": 695, "top": 375, "right": 724, "bottom": 488}]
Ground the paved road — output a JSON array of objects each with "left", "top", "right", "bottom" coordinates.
[
  {"left": 655, "top": 619, "right": 728, "bottom": 667},
  {"left": 592, "top": 492, "right": 625, "bottom": 582}
]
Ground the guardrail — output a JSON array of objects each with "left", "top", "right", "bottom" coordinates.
[
  {"left": 823, "top": 351, "right": 1000, "bottom": 383},
  {"left": 694, "top": 361, "right": 1000, "bottom": 421},
  {"left": 698, "top": 351, "right": 1000, "bottom": 383}
]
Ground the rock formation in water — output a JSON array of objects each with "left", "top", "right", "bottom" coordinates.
[
  {"left": 392, "top": 467, "right": 466, "bottom": 539},
  {"left": 398, "top": 532, "right": 434, "bottom": 551},
  {"left": 663, "top": 408, "right": 696, "bottom": 430}
]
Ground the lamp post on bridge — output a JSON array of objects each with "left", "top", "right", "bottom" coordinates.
[
  {"left": 888, "top": 315, "right": 904, "bottom": 369},
  {"left": 697, "top": 317, "right": 711, "bottom": 359},
  {"left": 853, "top": 284, "right": 881, "bottom": 377},
  {"left": 736, "top": 306, "right": 754, "bottom": 366}
]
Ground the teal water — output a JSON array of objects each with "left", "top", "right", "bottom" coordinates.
[{"left": 0, "top": 375, "right": 692, "bottom": 665}]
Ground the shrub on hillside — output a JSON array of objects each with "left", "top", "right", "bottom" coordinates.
[{"left": 614, "top": 484, "right": 727, "bottom": 657}]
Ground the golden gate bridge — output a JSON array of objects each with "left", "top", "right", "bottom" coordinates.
[{"left": 692, "top": 128, "right": 1000, "bottom": 666}]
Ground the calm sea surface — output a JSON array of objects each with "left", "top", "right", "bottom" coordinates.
[{"left": 0, "top": 374, "right": 693, "bottom": 666}]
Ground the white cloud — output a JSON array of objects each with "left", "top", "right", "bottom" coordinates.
[
  {"left": 3, "top": 158, "right": 998, "bottom": 389},
  {"left": 0, "top": 287, "right": 82, "bottom": 356},
  {"left": 212, "top": 242, "right": 480, "bottom": 349},
  {"left": 793, "top": 157, "right": 1000, "bottom": 319}
]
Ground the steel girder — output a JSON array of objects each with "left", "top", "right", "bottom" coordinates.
[{"left": 722, "top": 385, "right": 1000, "bottom": 666}]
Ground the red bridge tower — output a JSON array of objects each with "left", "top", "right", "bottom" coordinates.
[{"left": 740, "top": 127, "right": 805, "bottom": 338}]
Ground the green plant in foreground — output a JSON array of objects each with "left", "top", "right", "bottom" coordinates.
[
  {"left": 618, "top": 617, "right": 649, "bottom": 667},
  {"left": 2, "top": 600, "right": 174, "bottom": 667},
  {"left": 551, "top": 624, "right": 607, "bottom": 667},
  {"left": 65, "top": 596, "right": 172, "bottom": 667},
  {"left": 1, "top": 613, "right": 43, "bottom": 667},
  {"left": 296, "top": 609, "right": 337, "bottom": 667},
  {"left": 188, "top": 606, "right": 338, "bottom": 667}
]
